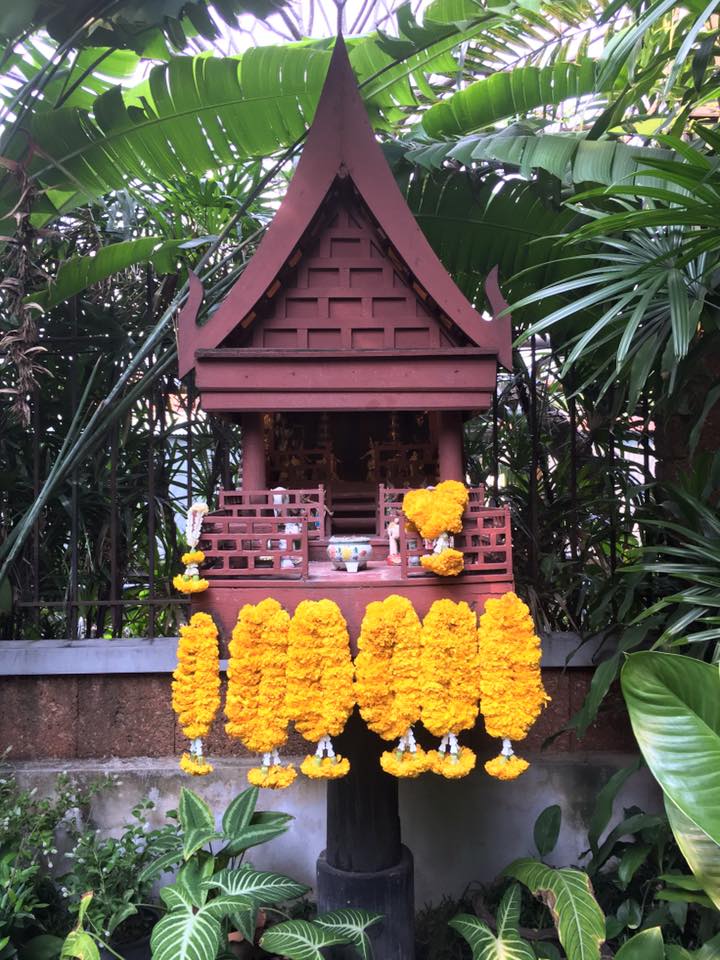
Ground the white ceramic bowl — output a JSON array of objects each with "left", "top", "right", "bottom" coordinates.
[{"left": 326, "top": 536, "right": 374, "bottom": 572}]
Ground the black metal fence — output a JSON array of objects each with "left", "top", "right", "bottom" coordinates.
[{"left": 0, "top": 334, "right": 654, "bottom": 640}]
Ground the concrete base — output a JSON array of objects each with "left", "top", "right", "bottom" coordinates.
[{"left": 317, "top": 845, "right": 415, "bottom": 960}]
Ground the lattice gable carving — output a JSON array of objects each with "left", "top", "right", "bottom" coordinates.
[{"left": 220, "top": 186, "right": 463, "bottom": 352}]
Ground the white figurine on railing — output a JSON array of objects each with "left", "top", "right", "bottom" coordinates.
[
  {"left": 280, "top": 521, "right": 302, "bottom": 568},
  {"left": 386, "top": 516, "right": 401, "bottom": 565}
]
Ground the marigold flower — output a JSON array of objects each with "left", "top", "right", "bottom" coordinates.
[
  {"left": 173, "top": 574, "right": 209, "bottom": 594},
  {"left": 179, "top": 753, "right": 214, "bottom": 776},
  {"left": 181, "top": 549, "right": 205, "bottom": 566},
  {"left": 225, "top": 598, "right": 291, "bottom": 754},
  {"left": 484, "top": 754, "right": 529, "bottom": 781},
  {"left": 248, "top": 764, "right": 297, "bottom": 789},
  {"left": 420, "top": 548, "right": 465, "bottom": 577},
  {"left": 300, "top": 755, "right": 351, "bottom": 779},
  {"left": 478, "top": 592, "right": 549, "bottom": 780},
  {"left": 355, "top": 595, "right": 423, "bottom": 742},
  {"left": 380, "top": 746, "right": 430, "bottom": 778},
  {"left": 172, "top": 612, "right": 221, "bottom": 741},
  {"left": 427, "top": 747, "right": 476, "bottom": 779},
  {"left": 402, "top": 481, "right": 468, "bottom": 540},
  {"left": 420, "top": 599, "right": 480, "bottom": 737},
  {"left": 478, "top": 591, "right": 549, "bottom": 740},
  {"left": 286, "top": 599, "right": 355, "bottom": 743}
]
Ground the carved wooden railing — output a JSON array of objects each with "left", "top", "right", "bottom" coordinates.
[
  {"left": 397, "top": 506, "right": 511, "bottom": 580},
  {"left": 378, "top": 485, "right": 510, "bottom": 580},
  {"left": 377, "top": 484, "right": 486, "bottom": 537},
  {"left": 199, "top": 515, "right": 308, "bottom": 580},
  {"left": 215, "top": 486, "right": 327, "bottom": 538}
]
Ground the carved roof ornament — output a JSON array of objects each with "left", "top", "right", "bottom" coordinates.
[{"left": 177, "top": 37, "right": 512, "bottom": 380}]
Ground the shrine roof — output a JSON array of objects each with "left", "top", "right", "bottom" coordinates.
[{"left": 178, "top": 37, "right": 511, "bottom": 378}]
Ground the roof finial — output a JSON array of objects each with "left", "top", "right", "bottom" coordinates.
[{"left": 334, "top": 0, "right": 346, "bottom": 36}]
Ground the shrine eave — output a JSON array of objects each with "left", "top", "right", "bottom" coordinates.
[
  {"left": 177, "top": 37, "right": 512, "bottom": 378},
  {"left": 192, "top": 347, "right": 497, "bottom": 414}
]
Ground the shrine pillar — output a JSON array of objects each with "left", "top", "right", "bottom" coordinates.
[
  {"left": 437, "top": 410, "right": 465, "bottom": 481},
  {"left": 318, "top": 710, "right": 414, "bottom": 959},
  {"left": 241, "top": 413, "right": 266, "bottom": 489}
]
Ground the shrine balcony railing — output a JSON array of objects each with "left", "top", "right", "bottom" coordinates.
[
  {"left": 199, "top": 515, "right": 309, "bottom": 580},
  {"left": 198, "top": 484, "right": 512, "bottom": 583},
  {"left": 213, "top": 486, "right": 328, "bottom": 537}
]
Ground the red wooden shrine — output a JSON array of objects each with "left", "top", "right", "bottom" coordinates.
[
  {"left": 177, "top": 37, "right": 514, "bottom": 960},
  {"left": 178, "top": 37, "right": 514, "bottom": 643}
]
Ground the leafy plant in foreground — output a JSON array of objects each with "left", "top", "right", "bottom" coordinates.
[{"left": 141, "top": 785, "right": 380, "bottom": 960}]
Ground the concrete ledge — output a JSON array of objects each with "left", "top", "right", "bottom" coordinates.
[{"left": 0, "top": 632, "right": 609, "bottom": 676}]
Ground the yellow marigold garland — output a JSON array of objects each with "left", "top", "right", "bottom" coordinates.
[
  {"left": 171, "top": 612, "right": 221, "bottom": 776},
  {"left": 286, "top": 599, "right": 355, "bottom": 779},
  {"left": 380, "top": 744, "right": 429, "bottom": 778},
  {"left": 478, "top": 591, "right": 550, "bottom": 781},
  {"left": 301, "top": 755, "right": 351, "bottom": 779},
  {"left": 484, "top": 753, "right": 529, "bottom": 781},
  {"left": 225, "top": 598, "right": 296, "bottom": 789},
  {"left": 355, "top": 595, "right": 428, "bottom": 777},
  {"left": 174, "top": 503, "right": 210, "bottom": 594},
  {"left": 248, "top": 765, "right": 297, "bottom": 789},
  {"left": 420, "top": 548, "right": 465, "bottom": 577},
  {"left": 402, "top": 480, "right": 469, "bottom": 540},
  {"left": 420, "top": 599, "right": 480, "bottom": 779}
]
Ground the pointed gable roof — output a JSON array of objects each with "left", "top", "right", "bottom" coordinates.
[{"left": 178, "top": 37, "right": 511, "bottom": 378}]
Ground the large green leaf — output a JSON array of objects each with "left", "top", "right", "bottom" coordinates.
[
  {"left": 405, "top": 128, "right": 675, "bottom": 188},
  {"left": 30, "top": 237, "right": 191, "bottom": 310},
  {"left": 178, "top": 788, "right": 222, "bottom": 860},
  {"left": 259, "top": 919, "right": 350, "bottom": 960},
  {"left": 620, "top": 653, "right": 720, "bottom": 845},
  {"left": 613, "top": 927, "right": 664, "bottom": 960},
  {"left": 221, "top": 787, "right": 258, "bottom": 838},
  {"left": 450, "top": 886, "right": 535, "bottom": 960},
  {"left": 422, "top": 60, "right": 602, "bottom": 138},
  {"left": 665, "top": 796, "right": 720, "bottom": 910},
  {"left": 203, "top": 866, "right": 308, "bottom": 904},
  {"left": 402, "top": 167, "right": 575, "bottom": 307},
  {"left": 314, "top": 910, "right": 382, "bottom": 960},
  {"left": 222, "top": 813, "right": 294, "bottom": 856},
  {"left": 150, "top": 905, "right": 221, "bottom": 960},
  {"left": 504, "top": 859, "right": 605, "bottom": 960}
]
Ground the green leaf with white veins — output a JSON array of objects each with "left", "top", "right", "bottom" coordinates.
[
  {"left": 504, "top": 859, "right": 605, "bottom": 960},
  {"left": 315, "top": 909, "right": 382, "bottom": 960},
  {"left": 449, "top": 886, "right": 535, "bottom": 960},
  {"left": 260, "top": 919, "right": 350, "bottom": 960},
  {"left": 150, "top": 904, "right": 221, "bottom": 960},
  {"left": 203, "top": 867, "right": 308, "bottom": 904}
]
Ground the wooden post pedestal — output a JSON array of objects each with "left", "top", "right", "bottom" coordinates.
[{"left": 317, "top": 710, "right": 415, "bottom": 959}]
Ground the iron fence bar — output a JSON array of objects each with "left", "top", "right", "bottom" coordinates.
[
  {"left": 147, "top": 380, "right": 157, "bottom": 639},
  {"left": 529, "top": 336, "right": 539, "bottom": 585},
  {"left": 568, "top": 392, "right": 578, "bottom": 563},
  {"left": 608, "top": 427, "right": 617, "bottom": 575},
  {"left": 67, "top": 299, "right": 79, "bottom": 641},
  {"left": 31, "top": 387, "right": 40, "bottom": 632},
  {"left": 110, "top": 406, "right": 122, "bottom": 637}
]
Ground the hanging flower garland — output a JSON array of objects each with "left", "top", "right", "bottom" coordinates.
[
  {"left": 355, "top": 595, "right": 428, "bottom": 778},
  {"left": 174, "top": 502, "right": 210, "bottom": 594},
  {"left": 285, "top": 599, "right": 355, "bottom": 779},
  {"left": 225, "top": 598, "right": 296, "bottom": 790},
  {"left": 171, "top": 612, "right": 221, "bottom": 775},
  {"left": 420, "top": 548, "right": 465, "bottom": 577},
  {"left": 402, "top": 480, "right": 468, "bottom": 540},
  {"left": 403, "top": 481, "right": 469, "bottom": 576},
  {"left": 478, "top": 592, "right": 550, "bottom": 781},
  {"left": 420, "top": 599, "right": 480, "bottom": 779}
]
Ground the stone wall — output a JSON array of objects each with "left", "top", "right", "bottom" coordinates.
[{"left": 2, "top": 634, "right": 656, "bottom": 905}]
